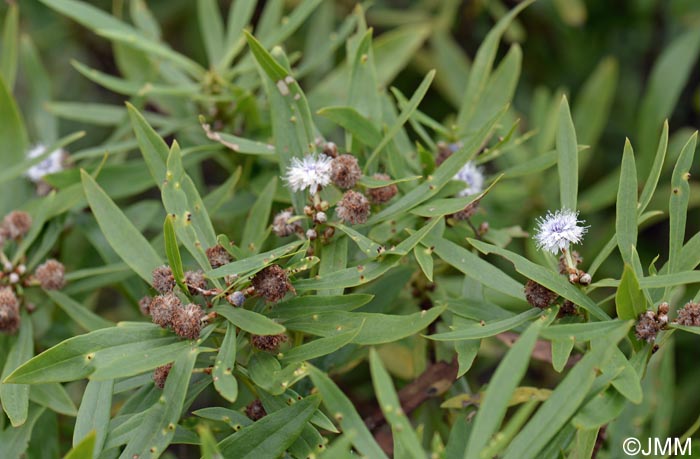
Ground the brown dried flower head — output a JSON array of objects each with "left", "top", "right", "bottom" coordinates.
[
  {"left": 675, "top": 301, "right": 700, "bottom": 327},
  {"left": 366, "top": 173, "right": 398, "bottom": 204},
  {"left": 1, "top": 211, "right": 32, "bottom": 240},
  {"left": 138, "top": 296, "right": 152, "bottom": 316},
  {"left": 558, "top": 300, "right": 578, "bottom": 318},
  {"left": 184, "top": 270, "right": 207, "bottom": 295},
  {"left": 635, "top": 310, "right": 661, "bottom": 343},
  {"left": 245, "top": 399, "right": 267, "bottom": 421},
  {"left": 152, "top": 265, "right": 175, "bottom": 294},
  {"left": 251, "top": 333, "right": 288, "bottom": 352},
  {"left": 0, "top": 287, "right": 20, "bottom": 333},
  {"left": 35, "top": 259, "right": 66, "bottom": 290},
  {"left": 524, "top": 280, "right": 558, "bottom": 309},
  {"left": 172, "top": 303, "right": 204, "bottom": 340},
  {"left": 272, "top": 208, "right": 302, "bottom": 237},
  {"left": 252, "top": 265, "right": 294, "bottom": 302},
  {"left": 153, "top": 363, "right": 173, "bottom": 389},
  {"left": 206, "top": 244, "right": 232, "bottom": 269},
  {"left": 330, "top": 154, "right": 362, "bottom": 189},
  {"left": 149, "top": 293, "right": 181, "bottom": 328},
  {"left": 336, "top": 190, "right": 370, "bottom": 225}
]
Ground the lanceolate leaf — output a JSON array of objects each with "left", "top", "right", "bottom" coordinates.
[
  {"left": 73, "top": 379, "right": 113, "bottom": 458},
  {"left": 615, "top": 264, "right": 647, "bottom": 321},
  {"left": 212, "top": 323, "right": 238, "bottom": 403},
  {"left": 616, "top": 139, "right": 638, "bottom": 265},
  {"left": 0, "top": 314, "right": 33, "bottom": 426},
  {"left": 81, "top": 170, "right": 162, "bottom": 285},
  {"left": 557, "top": 96, "right": 579, "bottom": 211}
]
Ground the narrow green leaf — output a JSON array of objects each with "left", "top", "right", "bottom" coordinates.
[
  {"left": 638, "top": 120, "right": 669, "bottom": 214},
  {"left": 1, "top": 314, "right": 32, "bottom": 426},
  {"left": 198, "top": 0, "right": 225, "bottom": 66},
  {"left": 615, "top": 264, "right": 647, "bottom": 321},
  {"left": 64, "top": 431, "right": 96, "bottom": 459},
  {"left": 0, "top": 405, "right": 44, "bottom": 459},
  {"left": 282, "top": 306, "right": 444, "bottom": 345},
  {"left": 28, "top": 382, "right": 77, "bottom": 417},
  {"left": 667, "top": 132, "right": 698, "bottom": 277},
  {"left": 279, "top": 326, "right": 361, "bottom": 364},
  {"left": 270, "top": 294, "right": 373, "bottom": 319},
  {"left": 540, "top": 320, "right": 633, "bottom": 342},
  {"left": 126, "top": 103, "right": 169, "bottom": 186},
  {"left": 329, "top": 223, "right": 384, "bottom": 259},
  {"left": 369, "top": 349, "right": 424, "bottom": 459},
  {"left": 198, "top": 424, "right": 223, "bottom": 459},
  {"left": 317, "top": 106, "right": 382, "bottom": 147},
  {"left": 163, "top": 214, "right": 186, "bottom": 292},
  {"left": 217, "top": 396, "right": 320, "bottom": 458},
  {"left": 413, "top": 246, "right": 434, "bottom": 282},
  {"left": 465, "top": 310, "right": 556, "bottom": 459},
  {"left": 120, "top": 347, "right": 197, "bottom": 458},
  {"left": 214, "top": 305, "right": 285, "bottom": 335},
  {"left": 208, "top": 240, "right": 304, "bottom": 279},
  {"left": 212, "top": 323, "right": 238, "bottom": 403},
  {"left": 1, "top": 5, "right": 19, "bottom": 90},
  {"left": 572, "top": 57, "right": 618, "bottom": 152},
  {"left": 73, "top": 379, "right": 113, "bottom": 458},
  {"left": 46, "top": 290, "right": 112, "bottom": 333},
  {"left": 502, "top": 321, "right": 631, "bottom": 459},
  {"left": 241, "top": 178, "right": 276, "bottom": 254},
  {"left": 616, "top": 139, "right": 638, "bottom": 265},
  {"left": 309, "top": 366, "right": 388, "bottom": 459},
  {"left": 411, "top": 175, "right": 502, "bottom": 217},
  {"left": 81, "top": 170, "right": 162, "bottom": 284},
  {"left": 557, "top": 96, "right": 579, "bottom": 211},
  {"left": 427, "top": 309, "right": 542, "bottom": 341}
]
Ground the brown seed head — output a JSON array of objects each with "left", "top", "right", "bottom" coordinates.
[
  {"left": 149, "top": 293, "right": 181, "bottom": 328},
  {"left": 152, "top": 265, "right": 175, "bottom": 294},
  {"left": 35, "top": 259, "right": 66, "bottom": 290},
  {"left": 2, "top": 211, "right": 32, "bottom": 240},
  {"left": 0, "top": 287, "right": 20, "bottom": 333},
  {"left": 336, "top": 190, "right": 370, "bottom": 225},
  {"left": 451, "top": 200, "right": 480, "bottom": 221},
  {"left": 366, "top": 173, "right": 398, "bottom": 204},
  {"left": 184, "top": 270, "right": 207, "bottom": 295},
  {"left": 172, "top": 303, "right": 204, "bottom": 340},
  {"left": 524, "top": 280, "right": 558, "bottom": 309},
  {"left": 558, "top": 300, "right": 578, "bottom": 318},
  {"left": 246, "top": 399, "right": 267, "bottom": 421},
  {"left": 330, "top": 154, "right": 361, "bottom": 189},
  {"left": 251, "top": 265, "right": 294, "bottom": 302},
  {"left": 153, "top": 363, "right": 173, "bottom": 389},
  {"left": 251, "top": 333, "right": 288, "bottom": 352},
  {"left": 206, "top": 244, "right": 232, "bottom": 269},
  {"left": 675, "top": 301, "right": 700, "bottom": 327},
  {"left": 322, "top": 142, "right": 338, "bottom": 158},
  {"left": 272, "top": 208, "right": 302, "bottom": 237}
]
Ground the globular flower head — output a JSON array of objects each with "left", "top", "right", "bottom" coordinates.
[
  {"left": 1, "top": 211, "right": 32, "bottom": 240},
  {"left": 138, "top": 296, "right": 152, "bottom": 316},
  {"left": 250, "top": 333, "right": 288, "bottom": 352},
  {"left": 184, "top": 270, "right": 207, "bottom": 295},
  {"left": 152, "top": 265, "right": 175, "bottom": 294},
  {"left": 35, "top": 259, "right": 66, "bottom": 290},
  {"left": 149, "top": 293, "right": 181, "bottom": 328},
  {"left": 284, "top": 154, "right": 333, "bottom": 195},
  {"left": 25, "top": 144, "right": 66, "bottom": 183},
  {"left": 330, "top": 154, "right": 362, "bottom": 189},
  {"left": 533, "top": 209, "right": 588, "bottom": 254},
  {"left": 675, "top": 301, "right": 700, "bottom": 327},
  {"left": 272, "top": 208, "right": 302, "bottom": 237},
  {"left": 366, "top": 173, "right": 398, "bottom": 204},
  {"left": 0, "top": 287, "right": 20, "bottom": 333},
  {"left": 453, "top": 161, "right": 484, "bottom": 197},
  {"left": 252, "top": 265, "right": 294, "bottom": 303},
  {"left": 336, "top": 190, "right": 370, "bottom": 225},
  {"left": 206, "top": 244, "right": 232, "bottom": 269},
  {"left": 524, "top": 280, "right": 558, "bottom": 309},
  {"left": 172, "top": 303, "right": 204, "bottom": 340}
]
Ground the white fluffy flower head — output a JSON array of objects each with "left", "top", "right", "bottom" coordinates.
[
  {"left": 454, "top": 161, "right": 484, "bottom": 197},
  {"left": 284, "top": 154, "right": 333, "bottom": 195},
  {"left": 25, "top": 144, "right": 65, "bottom": 182},
  {"left": 534, "top": 209, "right": 588, "bottom": 254}
]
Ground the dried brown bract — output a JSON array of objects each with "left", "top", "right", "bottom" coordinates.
[
  {"left": 336, "top": 190, "right": 370, "bottom": 225},
  {"left": 366, "top": 173, "right": 398, "bottom": 204},
  {"left": 152, "top": 265, "right": 175, "bottom": 294},
  {"left": 251, "top": 265, "right": 294, "bottom": 302},
  {"left": 251, "top": 333, "right": 288, "bottom": 352},
  {"left": 330, "top": 154, "right": 361, "bottom": 189},
  {"left": 35, "top": 259, "right": 66, "bottom": 290},
  {"left": 206, "top": 244, "right": 232, "bottom": 269},
  {"left": 524, "top": 280, "right": 558, "bottom": 309}
]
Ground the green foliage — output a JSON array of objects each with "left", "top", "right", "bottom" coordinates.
[{"left": 0, "top": 1, "right": 699, "bottom": 458}]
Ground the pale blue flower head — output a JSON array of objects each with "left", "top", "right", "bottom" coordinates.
[
  {"left": 25, "top": 144, "right": 65, "bottom": 182},
  {"left": 453, "top": 161, "right": 484, "bottom": 197},
  {"left": 284, "top": 154, "right": 333, "bottom": 195},
  {"left": 534, "top": 209, "right": 588, "bottom": 254}
]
